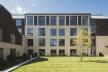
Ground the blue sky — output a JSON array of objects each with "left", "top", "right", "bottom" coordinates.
[{"left": 0, "top": 0, "right": 108, "bottom": 16}]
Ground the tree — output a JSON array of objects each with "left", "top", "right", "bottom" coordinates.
[{"left": 77, "top": 27, "right": 92, "bottom": 62}]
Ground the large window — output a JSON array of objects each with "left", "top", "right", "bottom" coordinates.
[
  {"left": 59, "top": 28, "right": 65, "bottom": 36},
  {"left": 50, "top": 39, "right": 57, "bottom": 46},
  {"left": 38, "top": 16, "right": 45, "bottom": 25},
  {"left": 27, "top": 16, "right": 33, "bottom": 25},
  {"left": 27, "top": 39, "right": 33, "bottom": 46},
  {"left": 70, "top": 16, "right": 77, "bottom": 25},
  {"left": 50, "top": 28, "right": 57, "bottom": 36},
  {"left": 16, "top": 19, "right": 22, "bottom": 26},
  {"left": 66, "top": 16, "right": 69, "bottom": 25},
  {"left": 59, "top": 16, "right": 65, "bottom": 25},
  {"left": 38, "top": 28, "right": 45, "bottom": 36},
  {"left": 50, "top": 16, "right": 57, "bottom": 25},
  {"left": 70, "top": 28, "right": 77, "bottom": 36},
  {"left": 38, "top": 38, "right": 45, "bottom": 46},
  {"left": 0, "top": 48, "right": 3, "bottom": 60},
  {"left": 82, "top": 16, "right": 88, "bottom": 26},
  {"left": 27, "top": 28, "right": 33, "bottom": 36},
  {"left": 59, "top": 39, "right": 65, "bottom": 46},
  {"left": 70, "top": 38, "right": 77, "bottom": 46}
]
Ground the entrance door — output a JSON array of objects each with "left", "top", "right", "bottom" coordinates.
[
  {"left": 51, "top": 49, "right": 56, "bottom": 56},
  {"left": 59, "top": 49, "right": 65, "bottom": 56},
  {"left": 27, "top": 49, "right": 33, "bottom": 57}
]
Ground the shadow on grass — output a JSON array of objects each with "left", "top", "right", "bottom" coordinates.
[
  {"left": 84, "top": 60, "right": 108, "bottom": 63},
  {"left": 24, "top": 57, "right": 48, "bottom": 65}
]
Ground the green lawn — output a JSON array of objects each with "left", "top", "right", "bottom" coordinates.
[{"left": 12, "top": 57, "right": 108, "bottom": 72}]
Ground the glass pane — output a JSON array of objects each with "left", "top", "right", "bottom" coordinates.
[
  {"left": 27, "top": 16, "right": 33, "bottom": 25},
  {"left": 70, "top": 16, "right": 77, "bottom": 25},
  {"left": 27, "top": 28, "right": 33, "bottom": 36},
  {"left": 38, "top": 16, "right": 45, "bottom": 25},
  {"left": 50, "top": 39, "right": 57, "bottom": 46},
  {"left": 59, "top": 28, "right": 65, "bottom": 36},
  {"left": 59, "top": 16, "right": 65, "bottom": 25},
  {"left": 50, "top": 28, "right": 56, "bottom": 36},
  {"left": 50, "top": 16, "right": 56, "bottom": 25},
  {"left": 38, "top": 38, "right": 45, "bottom": 46},
  {"left": 82, "top": 16, "right": 88, "bottom": 26},
  {"left": 38, "top": 28, "right": 45, "bottom": 36},
  {"left": 70, "top": 28, "right": 77, "bottom": 36},
  {"left": 16, "top": 19, "right": 22, "bottom": 26}
]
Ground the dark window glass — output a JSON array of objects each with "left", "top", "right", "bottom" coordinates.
[
  {"left": 38, "top": 16, "right": 45, "bottom": 25},
  {"left": 51, "top": 16, "right": 56, "bottom": 25},
  {"left": 46, "top": 16, "right": 49, "bottom": 25},
  {"left": 70, "top": 16, "right": 77, "bottom": 25},
  {"left": 38, "top": 38, "right": 45, "bottom": 46},
  {"left": 50, "top": 28, "right": 57, "bottom": 36},
  {"left": 27, "top": 39, "right": 33, "bottom": 46},
  {"left": 27, "top": 28, "right": 33, "bottom": 36},
  {"left": 34, "top": 16, "right": 37, "bottom": 25},
  {"left": 78, "top": 16, "right": 81, "bottom": 25},
  {"left": 16, "top": 19, "right": 22, "bottom": 26},
  {"left": 0, "top": 48, "right": 3, "bottom": 60},
  {"left": 59, "top": 39, "right": 65, "bottom": 46},
  {"left": 59, "top": 16, "right": 65, "bottom": 25},
  {"left": 70, "top": 28, "right": 77, "bottom": 36},
  {"left": 38, "top": 28, "right": 45, "bottom": 36},
  {"left": 50, "top": 39, "right": 57, "bottom": 46},
  {"left": 70, "top": 38, "right": 77, "bottom": 46},
  {"left": 82, "top": 16, "right": 88, "bottom": 26},
  {"left": 51, "top": 49, "right": 56, "bottom": 56},
  {"left": 66, "top": 16, "right": 69, "bottom": 25},
  {"left": 27, "top": 16, "right": 33, "bottom": 25},
  {"left": 59, "top": 28, "right": 65, "bottom": 36}
]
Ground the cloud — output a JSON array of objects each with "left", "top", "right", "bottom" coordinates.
[{"left": 11, "top": 5, "right": 27, "bottom": 14}]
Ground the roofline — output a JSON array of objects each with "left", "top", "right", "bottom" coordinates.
[{"left": 25, "top": 13, "right": 91, "bottom": 15}]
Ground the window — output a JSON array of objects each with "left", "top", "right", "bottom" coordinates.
[
  {"left": 39, "top": 49, "right": 45, "bottom": 56},
  {"left": 59, "top": 28, "right": 65, "bottom": 36},
  {"left": 78, "top": 16, "right": 81, "bottom": 25},
  {"left": 10, "top": 34, "right": 15, "bottom": 44},
  {"left": 50, "top": 16, "right": 57, "bottom": 25},
  {"left": 59, "top": 49, "right": 65, "bottom": 56},
  {"left": 50, "top": 28, "right": 57, "bottom": 36},
  {"left": 27, "top": 16, "right": 33, "bottom": 25},
  {"left": 10, "top": 49, "right": 16, "bottom": 57},
  {"left": 70, "top": 49, "right": 77, "bottom": 56},
  {"left": 59, "top": 16, "right": 65, "bottom": 25},
  {"left": 70, "top": 16, "right": 77, "bottom": 25},
  {"left": 50, "top": 39, "right": 57, "bottom": 46},
  {"left": 16, "top": 19, "right": 22, "bottom": 26},
  {"left": 70, "top": 28, "right": 77, "bottom": 36},
  {"left": 27, "top": 39, "right": 33, "bottom": 46},
  {"left": 38, "top": 28, "right": 45, "bottom": 36},
  {"left": 27, "top": 28, "right": 33, "bottom": 36},
  {"left": 70, "top": 38, "right": 77, "bottom": 46},
  {"left": 34, "top": 16, "right": 37, "bottom": 25},
  {"left": 91, "top": 19, "right": 96, "bottom": 26},
  {"left": 38, "top": 16, "right": 45, "bottom": 25},
  {"left": 51, "top": 49, "right": 56, "bottom": 56},
  {"left": 82, "top": 16, "right": 88, "bottom": 26},
  {"left": 46, "top": 16, "right": 49, "bottom": 25},
  {"left": 38, "top": 38, "right": 45, "bottom": 46},
  {"left": 59, "top": 39, "right": 65, "bottom": 46},
  {"left": 0, "top": 29, "right": 2, "bottom": 41},
  {"left": 66, "top": 16, "right": 69, "bottom": 25},
  {"left": 0, "top": 48, "right": 3, "bottom": 60}
]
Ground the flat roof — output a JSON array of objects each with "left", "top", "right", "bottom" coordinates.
[
  {"left": 12, "top": 14, "right": 24, "bottom": 19},
  {"left": 91, "top": 16, "right": 108, "bottom": 19}
]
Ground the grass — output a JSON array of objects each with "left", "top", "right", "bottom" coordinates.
[{"left": 12, "top": 57, "right": 108, "bottom": 72}]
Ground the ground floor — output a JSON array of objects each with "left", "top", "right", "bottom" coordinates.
[{"left": 0, "top": 42, "right": 25, "bottom": 60}]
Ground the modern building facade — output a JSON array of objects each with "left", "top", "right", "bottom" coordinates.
[{"left": 0, "top": 5, "right": 25, "bottom": 60}]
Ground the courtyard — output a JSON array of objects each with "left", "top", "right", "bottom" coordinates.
[{"left": 12, "top": 57, "right": 108, "bottom": 72}]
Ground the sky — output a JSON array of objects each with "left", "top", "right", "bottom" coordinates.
[{"left": 0, "top": 0, "right": 108, "bottom": 16}]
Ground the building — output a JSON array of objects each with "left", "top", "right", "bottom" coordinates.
[
  {"left": 0, "top": 5, "right": 25, "bottom": 60},
  {"left": 13, "top": 13, "right": 96, "bottom": 56}
]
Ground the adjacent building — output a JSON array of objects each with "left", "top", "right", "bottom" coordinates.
[{"left": 0, "top": 5, "right": 25, "bottom": 60}]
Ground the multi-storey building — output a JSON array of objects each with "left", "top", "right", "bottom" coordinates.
[{"left": 13, "top": 13, "right": 94, "bottom": 56}]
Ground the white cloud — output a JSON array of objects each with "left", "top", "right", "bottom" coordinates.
[{"left": 11, "top": 5, "right": 27, "bottom": 14}]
